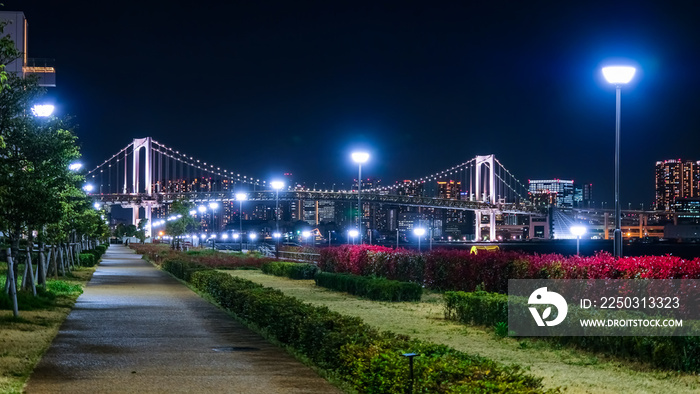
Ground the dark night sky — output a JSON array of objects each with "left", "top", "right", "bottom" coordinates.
[{"left": 4, "top": 0, "right": 700, "bottom": 206}]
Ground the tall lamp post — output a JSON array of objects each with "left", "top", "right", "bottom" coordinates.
[
  {"left": 236, "top": 193, "right": 247, "bottom": 251},
  {"left": 351, "top": 152, "right": 370, "bottom": 244},
  {"left": 270, "top": 181, "right": 284, "bottom": 235},
  {"left": 602, "top": 65, "right": 636, "bottom": 258}
]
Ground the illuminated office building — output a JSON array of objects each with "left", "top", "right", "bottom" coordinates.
[
  {"left": 528, "top": 179, "right": 574, "bottom": 208},
  {"left": 655, "top": 159, "right": 700, "bottom": 211}
]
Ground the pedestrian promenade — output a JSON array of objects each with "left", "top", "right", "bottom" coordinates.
[{"left": 25, "top": 244, "right": 340, "bottom": 393}]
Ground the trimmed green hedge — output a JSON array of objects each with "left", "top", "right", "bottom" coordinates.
[
  {"left": 188, "top": 270, "right": 549, "bottom": 393},
  {"left": 315, "top": 272, "right": 423, "bottom": 302},
  {"left": 162, "top": 259, "right": 210, "bottom": 282},
  {"left": 261, "top": 261, "right": 318, "bottom": 279},
  {"left": 78, "top": 253, "right": 96, "bottom": 267},
  {"left": 444, "top": 290, "right": 700, "bottom": 372}
]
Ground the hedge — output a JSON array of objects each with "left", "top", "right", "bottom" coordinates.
[
  {"left": 444, "top": 290, "right": 700, "bottom": 372},
  {"left": 187, "top": 270, "right": 550, "bottom": 393},
  {"left": 162, "top": 259, "right": 210, "bottom": 282},
  {"left": 315, "top": 272, "right": 423, "bottom": 302},
  {"left": 261, "top": 261, "right": 318, "bottom": 279},
  {"left": 78, "top": 253, "right": 96, "bottom": 267}
]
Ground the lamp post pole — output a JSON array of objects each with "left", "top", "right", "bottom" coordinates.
[
  {"left": 613, "top": 85, "right": 622, "bottom": 258},
  {"left": 602, "top": 65, "right": 635, "bottom": 258},
  {"left": 351, "top": 152, "right": 369, "bottom": 244}
]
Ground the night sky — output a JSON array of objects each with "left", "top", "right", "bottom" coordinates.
[{"left": 4, "top": 0, "right": 700, "bottom": 206}]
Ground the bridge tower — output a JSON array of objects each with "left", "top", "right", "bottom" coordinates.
[
  {"left": 131, "top": 137, "right": 154, "bottom": 237},
  {"left": 474, "top": 155, "right": 496, "bottom": 204}
]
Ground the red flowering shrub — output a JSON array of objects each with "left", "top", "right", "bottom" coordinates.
[{"left": 318, "top": 245, "right": 700, "bottom": 293}]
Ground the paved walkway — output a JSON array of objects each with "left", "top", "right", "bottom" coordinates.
[{"left": 25, "top": 245, "right": 340, "bottom": 393}]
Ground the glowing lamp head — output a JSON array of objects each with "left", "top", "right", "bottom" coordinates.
[
  {"left": 249, "top": 233, "right": 257, "bottom": 240},
  {"left": 209, "top": 202, "right": 219, "bottom": 210},
  {"left": 189, "top": 210, "right": 197, "bottom": 216},
  {"left": 348, "top": 229, "right": 359, "bottom": 238},
  {"left": 233, "top": 233, "right": 240, "bottom": 240},
  {"left": 83, "top": 184, "right": 94, "bottom": 192},
  {"left": 235, "top": 193, "right": 247, "bottom": 201},
  {"left": 413, "top": 228, "right": 426, "bottom": 237},
  {"left": 602, "top": 66, "right": 636, "bottom": 84},
  {"left": 570, "top": 225, "right": 587, "bottom": 237},
  {"left": 351, "top": 152, "right": 370, "bottom": 164},
  {"left": 31, "top": 104, "right": 54, "bottom": 117},
  {"left": 69, "top": 162, "right": 83, "bottom": 171},
  {"left": 272, "top": 232, "right": 281, "bottom": 238},
  {"left": 197, "top": 205, "right": 207, "bottom": 213},
  {"left": 93, "top": 202, "right": 101, "bottom": 210},
  {"left": 270, "top": 181, "right": 284, "bottom": 190},
  {"left": 221, "top": 233, "right": 229, "bottom": 240},
  {"left": 302, "top": 231, "right": 311, "bottom": 238}
]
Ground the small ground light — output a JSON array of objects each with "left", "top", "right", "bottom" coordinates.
[
  {"left": 401, "top": 353, "right": 419, "bottom": 393},
  {"left": 570, "top": 225, "right": 586, "bottom": 256}
]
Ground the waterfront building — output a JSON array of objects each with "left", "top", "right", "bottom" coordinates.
[
  {"left": 528, "top": 179, "right": 574, "bottom": 208},
  {"left": 655, "top": 159, "right": 700, "bottom": 211}
]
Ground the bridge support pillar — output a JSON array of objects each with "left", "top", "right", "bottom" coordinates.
[
  {"left": 132, "top": 206, "right": 139, "bottom": 229},
  {"left": 144, "top": 202, "right": 153, "bottom": 238},
  {"left": 490, "top": 211, "right": 496, "bottom": 242},
  {"left": 475, "top": 211, "right": 482, "bottom": 241},
  {"left": 475, "top": 155, "right": 496, "bottom": 205}
]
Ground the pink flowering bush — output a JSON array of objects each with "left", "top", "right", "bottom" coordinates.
[{"left": 318, "top": 245, "right": 700, "bottom": 292}]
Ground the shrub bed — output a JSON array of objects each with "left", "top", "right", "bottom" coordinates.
[
  {"left": 319, "top": 246, "right": 700, "bottom": 292},
  {"left": 261, "top": 261, "right": 318, "bottom": 279},
  {"left": 444, "top": 290, "right": 700, "bottom": 372},
  {"left": 162, "top": 259, "right": 210, "bottom": 282},
  {"left": 315, "top": 272, "right": 423, "bottom": 302},
  {"left": 188, "top": 270, "right": 549, "bottom": 393},
  {"left": 78, "top": 253, "right": 96, "bottom": 267}
]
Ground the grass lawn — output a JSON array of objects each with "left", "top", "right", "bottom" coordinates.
[
  {"left": 227, "top": 269, "right": 700, "bottom": 394},
  {"left": 0, "top": 267, "right": 94, "bottom": 393}
]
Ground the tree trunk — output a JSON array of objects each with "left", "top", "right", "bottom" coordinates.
[
  {"left": 22, "top": 245, "right": 37, "bottom": 296},
  {"left": 37, "top": 241, "right": 46, "bottom": 287},
  {"left": 58, "top": 244, "right": 65, "bottom": 276},
  {"left": 6, "top": 248, "right": 19, "bottom": 317}
]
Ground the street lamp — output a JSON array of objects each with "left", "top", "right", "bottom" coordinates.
[
  {"left": 31, "top": 104, "right": 54, "bottom": 117},
  {"left": 570, "top": 225, "right": 587, "bottom": 256},
  {"left": 603, "top": 65, "right": 636, "bottom": 258},
  {"left": 302, "top": 230, "right": 311, "bottom": 246},
  {"left": 351, "top": 152, "right": 370, "bottom": 244},
  {"left": 236, "top": 193, "right": 247, "bottom": 251},
  {"left": 83, "top": 184, "right": 94, "bottom": 192},
  {"left": 348, "top": 229, "right": 359, "bottom": 245},
  {"left": 413, "top": 227, "right": 426, "bottom": 252},
  {"left": 271, "top": 180, "right": 284, "bottom": 235},
  {"left": 68, "top": 162, "right": 82, "bottom": 171}
]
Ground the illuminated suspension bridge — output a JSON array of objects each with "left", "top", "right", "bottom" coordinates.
[{"left": 86, "top": 137, "right": 538, "bottom": 240}]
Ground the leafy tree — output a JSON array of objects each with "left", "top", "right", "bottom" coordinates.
[{"left": 165, "top": 200, "right": 198, "bottom": 249}]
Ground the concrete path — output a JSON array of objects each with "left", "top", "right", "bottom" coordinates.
[{"left": 25, "top": 245, "right": 340, "bottom": 393}]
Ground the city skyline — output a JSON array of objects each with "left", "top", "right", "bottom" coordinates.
[{"left": 3, "top": 1, "right": 700, "bottom": 206}]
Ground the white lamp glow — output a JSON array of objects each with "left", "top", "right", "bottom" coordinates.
[
  {"left": 351, "top": 152, "right": 370, "bottom": 164},
  {"left": 413, "top": 228, "right": 426, "bottom": 237},
  {"left": 602, "top": 66, "right": 636, "bottom": 84},
  {"left": 570, "top": 225, "right": 587, "bottom": 237},
  {"left": 31, "top": 104, "right": 54, "bottom": 117},
  {"left": 348, "top": 229, "right": 359, "bottom": 238},
  {"left": 235, "top": 193, "right": 247, "bottom": 201},
  {"left": 270, "top": 181, "right": 284, "bottom": 190}
]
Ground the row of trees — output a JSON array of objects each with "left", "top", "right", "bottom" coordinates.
[{"left": 0, "top": 20, "right": 109, "bottom": 316}]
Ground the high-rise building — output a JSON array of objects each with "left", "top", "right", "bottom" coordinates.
[
  {"left": 655, "top": 160, "right": 700, "bottom": 211},
  {"left": 0, "top": 11, "right": 55, "bottom": 86},
  {"left": 438, "top": 180, "right": 461, "bottom": 200},
  {"left": 528, "top": 179, "right": 575, "bottom": 208}
]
